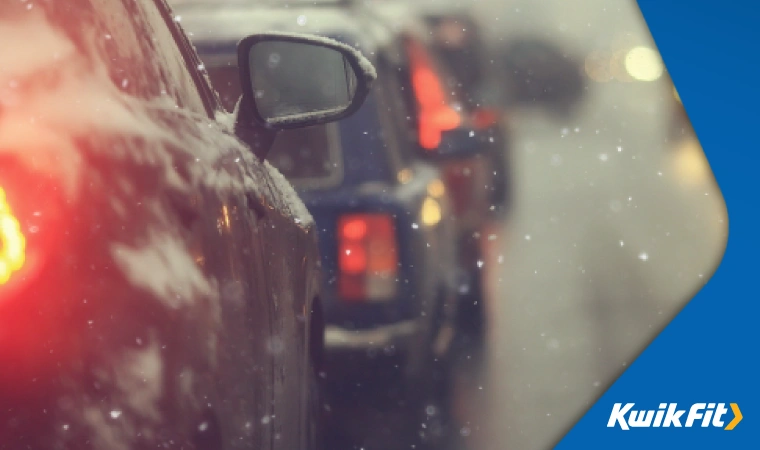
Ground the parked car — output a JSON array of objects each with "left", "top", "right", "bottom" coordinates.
[
  {"left": 0, "top": 1, "right": 374, "bottom": 449},
  {"left": 340, "top": 1, "right": 501, "bottom": 341},
  {"left": 416, "top": 6, "right": 515, "bottom": 217},
  {"left": 371, "top": 2, "right": 514, "bottom": 221},
  {"left": 174, "top": 1, "right": 478, "bottom": 445}
]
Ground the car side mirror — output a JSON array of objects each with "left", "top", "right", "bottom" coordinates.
[{"left": 237, "top": 33, "right": 375, "bottom": 130}]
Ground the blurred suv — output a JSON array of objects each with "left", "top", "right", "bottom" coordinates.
[
  {"left": 417, "top": 5, "right": 515, "bottom": 218},
  {"left": 356, "top": 1, "right": 507, "bottom": 340}
]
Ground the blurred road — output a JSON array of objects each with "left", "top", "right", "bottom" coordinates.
[
  {"left": 450, "top": 107, "right": 727, "bottom": 450},
  {"left": 434, "top": 1, "right": 729, "bottom": 448}
]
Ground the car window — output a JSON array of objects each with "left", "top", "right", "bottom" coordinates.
[
  {"left": 374, "top": 58, "right": 413, "bottom": 169},
  {"left": 156, "top": 0, "right": 222, "bottom": 113},
  {"left": 138, "top": 0, "right": 213, "bottom": 114},
  {"left": 427, "top": 15, "right": 486, "bottom": 91},
  {"left": 391, "top": 44, "right": 423, "bottom": 143},
  {"left": 79, "top": 0, "right": 209, "bottom": 114},
  {"left": 267, "top": 124, "right": 344, "bottom": 190}
]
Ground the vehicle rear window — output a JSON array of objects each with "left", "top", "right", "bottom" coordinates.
[
  {"left": 427, "top": 15, "right": 485, "bottom": 90},
  {"left": 267, "top": 124, "right": 343, "bottom": 190}
]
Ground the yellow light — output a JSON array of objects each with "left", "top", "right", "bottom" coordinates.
[
  {"left": 421, "top": 197, "right": 442, "bottom": 226},
  {"left": 426, "top": 179, "right": 445, "bottom": 198},
  {"left": 0, "top": 187, "right": 26, "bottom": 285},
  {"left": 397, "top": 168, "right": 413, "bottom": 184},
  {"left": 624, "top": 46, "right": 664, "bottom": 81},
  {"left": 222, "top": 205, "right": 230, "bottom": 229}
]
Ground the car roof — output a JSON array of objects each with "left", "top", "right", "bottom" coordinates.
[{"left": 174, "top": 2, "right": 393, "bottom": 59}]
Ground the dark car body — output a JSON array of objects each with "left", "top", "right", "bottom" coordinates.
[
  {"left": 357, "top": 2, "right": 510, "bottom": 337},
  {"left": 0, "top": 1, "right": 335, "bottom": 448},
  {"left": 175, "top": 1, "right": 460, "bottom": 403}
]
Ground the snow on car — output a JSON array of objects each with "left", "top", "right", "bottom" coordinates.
[{"left": 0, "top": 1, "right": 374, "bottom": 449}]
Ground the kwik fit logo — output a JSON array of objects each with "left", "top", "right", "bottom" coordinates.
[{"left": 607, "top": 403, "right": 742, "bottom": 430}]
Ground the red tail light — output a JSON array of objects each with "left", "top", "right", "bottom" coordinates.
[
  {"left": 338, "top": 214, "right": 398, "bottom": 301},
  {"left": 406, "top": 39, "right": 461, "bottom": 150},
  {"left": 0, "top": 163, "right": 65, "bottom": 302},
  {"left": 0, "top": 187, "right": 25, "bottom": 285}
]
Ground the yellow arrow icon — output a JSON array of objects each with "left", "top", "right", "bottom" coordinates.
[{"left": 725, "top": 403, "right": 742, "bottom": 430}]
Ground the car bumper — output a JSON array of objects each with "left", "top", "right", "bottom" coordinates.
[
  {"left": 325, "top": 320, "right": 419, "bottom": 352},
  {"left": 323, "top": 319, "right": 428, "bottom": 386}
]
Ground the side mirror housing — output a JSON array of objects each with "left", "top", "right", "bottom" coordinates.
[{"left": 235, "top": 32, "right": 376, "bottom": 132}]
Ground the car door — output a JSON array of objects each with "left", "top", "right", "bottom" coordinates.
[
  {"left": 105, "top": 1, "right": 277, "bottom": 448},
  {"left": 150, "top": 3, "right": 324, "bottom": 448},
  {"left": 254, "top": 163, "right": 316, "bottom": 450}
]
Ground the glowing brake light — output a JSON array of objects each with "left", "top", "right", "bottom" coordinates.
[
  {"left": 338, "top": 214, "right": 398, "bottom": 301},
  {"left": 0, "top": 187, "right": 25, "bottom": 285},
  {"left": 341, "top": 217, "right": 368, "bottom": 241},
  {"left": 0, "top": 162, "right": 66, "bottom": 301},
  {"left": 406, "top": 39, "right": 461, "bottom": 150}
]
